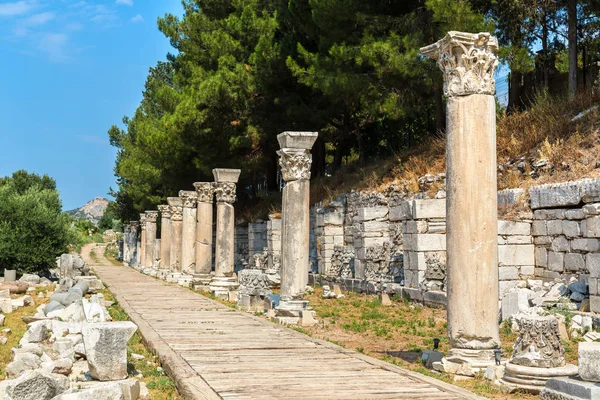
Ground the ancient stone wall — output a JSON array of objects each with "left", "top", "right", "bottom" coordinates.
[{"left": 248, "top": 221, "right": 267, "bottom": 260}]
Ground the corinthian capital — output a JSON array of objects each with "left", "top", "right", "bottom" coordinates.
[
  {"left": 420, "top": 31, "right": 498, "bottom": 97},
  {"left": 170, "top": 206, "right": 183, "bottom": 221},
  {"left": 179, "top": 190, "right": 198, "bottom": 208},
  {"left": 214, "top": 182, "right": 237, "bottom": 203},
  {"left": 193, "top": 182, "right": 215, "bottom": 203},
  {"left": 157, "top": 205, "right": 172, "bottom": 219},
  {"left": 277, "top": 149, "right": 312, "bottom": 182},
  {"left": 145, "top": 211, "right": 158, "bottom": 223}
]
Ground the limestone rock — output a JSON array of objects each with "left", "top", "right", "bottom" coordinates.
[
  {"left": 578, "top": 342, "right": 600, "bottom": 382},
  {"left": 6, "top": 352, "right": 41, "bottom": 378},
  {"left": 27, "top": 320, "right": 49, "bottom": 343},
  {"left": 0, "top": 282, "right": 29, "bottom": 294},
  {"left": 82, "top": 321, "right": 137, "bottom": 381},
  {"left": 51, "top": 358, "right": 74, "bottom": 376},
  {"left": 4, "top": 370, "right": 68, "bottom": 400},
  {"left": 53, "top": 382, "right": 124, "bottom": 400},
  {"left": 19, "top": 274, "right": 40, "bottom": 285}
]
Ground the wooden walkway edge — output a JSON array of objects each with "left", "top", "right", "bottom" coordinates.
[{"left": 93, "top": 264, "right": 484, "bottom": 400}]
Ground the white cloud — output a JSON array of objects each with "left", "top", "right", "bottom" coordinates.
[
  {"left": 0, "top": 1, "right": 33, "bottom": 17},
  {"left": 130, "top": 14, "right": 142, "bottom": 23},
  {"left": 116, "top": 0, "right": 133, "bottom": 6},
  {"left": 39, "top": 33, "right": 69, "bottom": 62},
  {"left": 23, "top": 12, "right": 55, "bottom": 26}
]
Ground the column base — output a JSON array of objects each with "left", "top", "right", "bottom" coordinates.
[
  {"left": 156, "top": 269, "right": 170, "bottom": 280},
  {"left": 141, "top": 267, "right": 158, "bottom": 277},
  {"left": 432, "top": 348, "right": 500, "bottom": 377},
  {"left": 166, "top": 272, "right": 182, "bottom": 283},
  {"left": 192, "top": 273, "right": 213, "bottom": 290},
  {"left": 273, "top": 300, "right": 316, "bottom": 326},
  {"left": 209, "top": 276, "right": 240, "bottom": 298},
  {"left": 499, "top": 362, "right": 578, "bottom": 394},
  {"left": 237, "top": 293, "right": 267, "bottom": 313},
  {"left": 177, "top": 274, "right": 194, "bottom": 288}
]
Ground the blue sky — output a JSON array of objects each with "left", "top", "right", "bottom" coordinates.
[{"left": 0, "top": 0, "right": 182, "bottom": 210}]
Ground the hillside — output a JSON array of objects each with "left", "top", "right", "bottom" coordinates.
[{"left": 66, "top": 197, "right": 109, "bottom": 225}]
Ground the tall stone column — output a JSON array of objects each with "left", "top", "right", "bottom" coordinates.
[
  {"left": 168, "top": 197, "right": 183, "bottom": 272},
  {"left": 157, "top": 205, "right": 172, "bottom": 270},
  {"left": 144, "top": 211, "right": 158, "bottom": 270},
  {"left": 129, "top": 221, "right": 139, "bottom": 267},
  {"left": 179, "top": 190, "right": 198, "bottom": 275},
  {"left": 276, "top": 132, "right": 318, "bottom": 315},
  {"left": 122, "top": 224, "right": 131, "bottom": 266},
  {"left": 209, "top": 169, "right": 241, "bottom": 296},
  {"left": 193, "top": 182, "right": 215, "bottom": 286},
  {"left": 421, "top": 32, "right": 500, "bottom": 369},
  {"left": 139, "top": 213, "right": 146, "bottom": 268}
]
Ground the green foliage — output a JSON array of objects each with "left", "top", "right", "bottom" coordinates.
[
  {"left": 0, "top": 171, "right": 72, "bottom": 274},
  {"left": 98, "top": 201, "right": 122, "bottom": 232}
]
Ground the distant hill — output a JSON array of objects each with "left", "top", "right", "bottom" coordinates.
[{"left": 66, "top": 197, "right": 109, "bottom": 225}]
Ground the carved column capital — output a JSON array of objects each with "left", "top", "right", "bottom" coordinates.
[
  {"left": 214, "top": 182, "right": 237, "bottom": 204},
  {"left": 420, "top": 31, "right": 498, "bottom": 97},
  {"left": 277, "top": 148, "right": 312, "bottom": 182},
  {"left": 179, "top": 190, "right": 198, "bottom": 208},
  {"left": 130, "top": 221, "right": 139, "bottom": 230},
  {"left": 157, "top": 205, "right": 172, "bottom": 218},
  {"left": 511, "top": 316, "right": 565, "bottom": 368},
  {"left": 193, "top": 182, "right": 215, "bottom": 203},
  {"left": 170, "top": 206, "right": 183, "bottom": 221},
  {"left": 145, "top": 211, "right": 158, "bottom": 223}
]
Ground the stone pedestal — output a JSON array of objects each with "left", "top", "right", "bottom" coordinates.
[
  {"left": 144, "top": 211, "right": 158, "bottom": 270},
  {"left": 180, "top": 191, "right": 198, "bottom": 275},
  {"left": 139, "top": 213, "right": 146, "bottom": 268},
  {"left": 193, "top": 182, "right": 215, "bottom": 287},
  {"left": 168, "top": 197, "right": 183, "bottom": 272},
  {"left": 500, "top": 316, "right": 577, "bottom": 393},
  {"left": 157, "top": 205, "right": 172, "bottom": 269},
  {"left": 209, "top": 169, "right": 241, "bottom": 297},
  {"left": 421, "top": 32, "right": 500, "bottom": 368},
  {"left": 275, "top": 131, "right": 318, "bottom": 319},
  {"left": 237, "top": 268, "right": 271, "bottom": 312}
]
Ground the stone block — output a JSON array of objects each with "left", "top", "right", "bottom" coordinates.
[
  {"left": 0, "top": 299, "right": 13, "bottom": 314},
  {"left": 529, "top": 181, "right": 581, "bottom": 209},
  {"left": 498, "top": 245, "right": 535, "bottom": 266},
  {"left": 583, "top": 202, "right": 600, "bottom": 216},
  {"left": 589, "top": 277, "right": 598, "bottom": 295},
  {"left": 323, "top": 211, "right": 344, "bottom": 226},
  {"left": 520, "top": 265, "right": 535, "bottom": 276},
  {"left": 548, "top": 252, "right": 564, "bottom": 272},
  {"left": 506, "top": 235, "right": 532, "bottom": 245},
  {"left": 564, "top": 253, "right": 585, "bottom": 272},
  {"left": 499, "top": 281, "right": 522, "bottom": 299},
  {"left": 499, "top": 266, "right": 519, "bottom": 281},
  {"left": 498, "top": 221, "right": 531, "bottom": 236},
  {"left": 580, "top": 178, "right": 600, "bottom": 203},
  {"left": 591, "top": 295, "right": 600, "bottom": 313},
  {"left": 423, "top": 291, "right": 447, "bottom": 306},
  {"left": 361, "top": 221, "right": 389, "bottom": 232},
  {"left": 584, "top": 216, "right": 600, "bottom": 238},
  {"left": 586, "top": 253, "right": 600, "bottom": 277},
  {"left": 427, "top": 221, "right": 446, "bottom": 234},
  {"left": 501, "top": 290, "right": 530, "bottom": 321},
  {"left": 534, "top": 209, "right": 566, "bottom": 220},
  {"left": 572, "top": 238, "right": 600, "bottom": 252},
  {"left": 323, "top": 226, "right": 343, "bottom": 236},
  {"left": 551, "top": 236, "right": 570, "bottom": 252},
  {"left": 357, "top": 207, "right": 388, "bottom": 221},
  {"left": 389, "top": 202, "right": 412, "bottom": 221},
  {"left": 535, "top": 247, "right": 547, "bottom": 267},
  {"left": 4, "top": 370, "right": 68, "bottom": 400},
  {"left": 403, "top": 234, "right": 445, "bottom": 252},
  {"left": 534, "top": 236, "right": 553, "bottom": 245},
  {"left": 562, "top": 220, "right": 582, "bottom": 238},
  {"left": 541, "top": 377, "right": 600, "bottom": 400},
  {"left": 411, "top": 199, "right": 445, "bottom": 219},
  {"left": 82, "top": 321, "right": 137, "bottom": 381},
  {"left": 578, "top": 342, "right": 600, "bottom": 382},
  {"left": 532, "top": 220, "right": 547, "bottom": 236},
  {"left": 497, "top": 188, "right": 526, "bottom": 207},
  {"left": 404, "top": 220, "right": 428, "bottom": 234},
  {"left": 565, "top": 209, "right": 585, "bottom": 220},
  {"left": 547, "top": 220, "right": 563, "bottom": 236}
]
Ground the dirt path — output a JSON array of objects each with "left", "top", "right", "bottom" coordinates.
[{"left": 80, "top": 242, "right": 113, "bottom": 267}]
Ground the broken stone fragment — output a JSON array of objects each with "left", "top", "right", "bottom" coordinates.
[
  {"left": 82, "top": 321, "right": 137, "bottom": 381},
  {"left": 6, "top": 352, "right": 41, "bottom": 378},
  {"left": 4, "top": 370, "right": 69, "bottom": 400}
]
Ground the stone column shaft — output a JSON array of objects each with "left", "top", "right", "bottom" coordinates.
[
  {"left": 277, "top": 132, "right": 318, "bottom": 312},
  {"left": 157, "top": 205, "right": 172, "bottom": 269},
  {"left": 144, "top": 211, "right": 158, "bottom": 269},
  {"left": 180, "top": 191, "right": 198, "bottom": 274},
  {"left": 168, "top": 197, "right": 183, "bottom": 272},
  {"left": 194, "top": 182, "right": 215, "bottom": 278},
  {"left": 139, "top": 214, "right": 146, "bottom": 268},
  {"left": 122, "top": 224, "right": 131, "bottom": 265},
  {"left": 421, "top": 32, "right": 500, "bottom": 361},
  {"left": 210, "top": 169, "right": 241, "bottom": 295},
  {"left": 129, "top": 221, "right": 139, "bottom": 267}
]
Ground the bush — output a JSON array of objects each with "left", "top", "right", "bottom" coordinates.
[{"left": 0, "top": 171, "right": 73, "bottom": 275}]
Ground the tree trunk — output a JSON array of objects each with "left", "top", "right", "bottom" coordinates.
[{"left": 567, "top": 0, "right": 577, "bottom": 99}]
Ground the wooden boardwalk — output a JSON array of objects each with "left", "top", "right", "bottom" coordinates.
[{"left": 93, "top": 264, "right": 482, "bottom": 400}]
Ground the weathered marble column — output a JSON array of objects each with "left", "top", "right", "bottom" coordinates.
[
  {"left": 421, "top": 32, "right": 500, "bottom": 368},
  {"left": 209, "top": 169, "right": 241, "bottom": 296},
  {"left": 122, "top": 224, "right": 131, "bottom": 266},
  {"left": 129, "top": 221, "right": 139, "bottom": 267},
  {"left": 144, "top": 211, "right": 158, "bottom": 270},
  {"left": 168, "top": 197, "right": 183, "bottom": 272},
  {"left": 157, "top": 205, "right": 172, "bottom": 269},
  {"left": 179, "top": 190, "right": 198, "bottom": 275},
  {"left": 139, "top": 213, "right": 147, "bottom": 268},
  {"left": 276, "top": 132, "right": 318, "bottom": 314},
  {"left": 193, "top": 182, "right": 215, "bottom": 286}
]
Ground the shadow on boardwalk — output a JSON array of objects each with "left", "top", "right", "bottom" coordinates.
[{"left": 92, "top": 264, "right": 483, "bottom": 400}]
